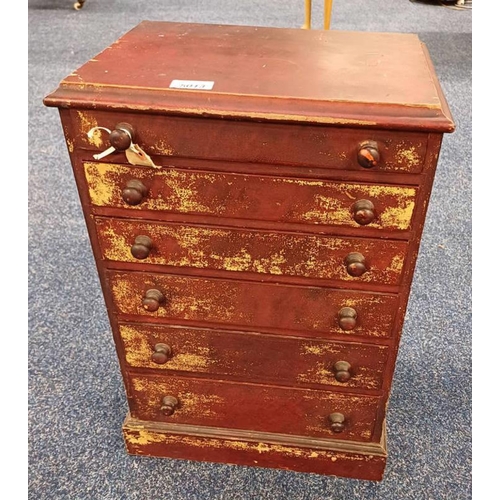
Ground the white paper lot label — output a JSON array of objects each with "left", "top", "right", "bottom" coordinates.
[{"left": 169, "top": 80, "right": 215, "bottom": 90}]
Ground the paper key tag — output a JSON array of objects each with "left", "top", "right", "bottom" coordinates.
[
  {"left": 125, "top": 144, "right": 159, "bottom": 168},
  {"left": 169, "top": 80, "right": 214, "bottom": 90}
]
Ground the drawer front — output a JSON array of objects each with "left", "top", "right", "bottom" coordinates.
[
  {"left": 84, "top": 162, "right": 417, "bottom": 232},
  {"left": 120, "top": 323, "right": 389, "bottom": 390},
  {"left": 107, "top": 271, "right": 398, "bottom": 339},
  {"left": 128, "top": 374, "right": 381, "bottom": 442},
  {"left": 95, "top": 218, "right": 408, "bottom": 286},
  {"left": 71, "top": 110, "right": 428, "bottom": 173}
]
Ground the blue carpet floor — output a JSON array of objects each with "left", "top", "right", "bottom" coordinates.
[{"left": 29, "top": 1, "right": 471, "bottom": 498}]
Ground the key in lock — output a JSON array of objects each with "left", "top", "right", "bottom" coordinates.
[{"left": 87, "top": 122, "right": 159, "bottom": 168}]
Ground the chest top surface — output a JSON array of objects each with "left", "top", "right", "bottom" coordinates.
[{"left": 44, "top": 21, "right": 454, "bottom": 132}]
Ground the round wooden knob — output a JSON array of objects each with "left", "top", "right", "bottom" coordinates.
[
  {"left": 142, "top": 289, "right": 165, "bottom": 312},
  {"left": 122, "top": 179, "right": 148, "bottom": 206},
  {"left": 109, "top": 122, "right": 135, "bottom": 151},
  {"left": 151, "top": 343, "right": 172, "bottom": 364},
  {"left": 333, "top": 361, "right": 352, "bottom": 382},
  {"left": 352, "top": 199, "right": 375, "bottom": 226},
  {"left": 338, "top": 307, "right": 358, "bottom": 331},
  {"left": 328, "top": 412, "right": 346, "bottom": 433},
  {"left": 344, "top": 252, "right": 367, "bottom": 277},
  {"left": 160, "top": 396, "right": 179, "bottom": 416},
  {"left": 357, "top": 141, "right": 380, "bottom": 168},
  {"left": 131, "top": 235, "right": 152, "bottom": 259}
]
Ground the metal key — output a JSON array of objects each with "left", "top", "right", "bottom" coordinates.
[{"left": 87, "top": 127, "right": 116, "bottom": 160}]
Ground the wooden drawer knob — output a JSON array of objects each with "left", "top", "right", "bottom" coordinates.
[
  {"left": 357, "top": 141, "right": 380, "bottom": 168},
  {"left": 160, "top": 395, "right": 179, "bottom": 416},
  {"left": 352, "top": 199, "right": 375, "bottom": 226},
  {"left": 131, "top": 235, "right": 152, "bottom": 259},
  {"left": 338, "top": 307, "right": 357, "bottom": 330},
  {"left": 328, "top": 412, "right": 346, "bottom": 433},
  {"left": 142, "top": 289, "right": 165, "bottom": 312},
  {"left": 333, "top": 361, "right": 352, "bottom": 382},
  {"left": 151, "top": 343, "right": 172, "bottom": 364},
  {"left": 109, "top": 122, "right": 135, "bottom": 151},
  {"left": 344, "top": 252, "right": 367, "bottom": 277},
  {"left": 122, "top": 179, "right": 148, "bottom": 205}
]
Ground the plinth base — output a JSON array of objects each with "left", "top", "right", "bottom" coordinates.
[{"left": 123, "top": 414, "right": 387, "bottom": 480}]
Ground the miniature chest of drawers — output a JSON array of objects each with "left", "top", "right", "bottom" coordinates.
[{"left": 44, "top": 21, "right": 454, "bottom": 480}]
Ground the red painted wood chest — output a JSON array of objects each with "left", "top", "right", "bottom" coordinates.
[{"left": 44, "top": 21, "right": 454, "bottom": 480}]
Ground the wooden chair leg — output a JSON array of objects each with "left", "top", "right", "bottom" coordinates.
[
  {"left": 324, "top": 0, "right": 333, "bottom": 30},
  {"left": 302, "top": 0, "right": 312, "bottom": 29}
]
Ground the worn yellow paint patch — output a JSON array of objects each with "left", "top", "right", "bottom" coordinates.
[
  {"left": 395, "top": 146, "right": 420, "bottom": 168},
  {"left": 163, "top": 170, "right": 216, "bottom": 214},
  {"left": 299, "top": 341, "right": 388, "bottom": 386},
  {"left": 302, "top": 344, "right": 340, "bottom": 356},
  {"left": 109, "top": 277, "right": 143, "bottom": 316},
  {"left": 301, "top": 195, "right": 344, "bottom": 225},
  {"left": 296, "top": 361, "right": 379, "bottom": 390},
  {"left": 297, "top": 365, "right": 335, "bottom": 386},
  {"left": 171, "top": 352, "right": 210, "bottom": 372},
  {"left": 300, "top": 183, "right": 416, "bottom": 230},
  {"left": 120, "top": 325, "right": 212, "bottom": 371},
  {"left": 382, "top": 200, "right": 415, "bottom": 230},
  {"left": 131, "top": 376, "right": 224, "bottom": 418},
  {"left": 84, "top": 163, "right": 116, "bottom": 206},
  {"left": 84, "top": 163, "right": 215, "bottom": 214},
  {"left": 394, "top": 143, "right": 423, "bottom": 169},
  {"left": 253, "top": 252, "right": 288, "bottom": 275},
  {"left": 180, "top": 391, "right": 224, "bottom": 418},
  {"left": 66, "top": 138, "right": 74, "bottom": 153},
  {"left": 120, "top": 325, "right": 152, "bottom": 366},
  {"left": 98, "top": 220, "right": 290, "bottom": 275},
  {"left": 98, "top": 223, "right": 134, "bottom": 262},
  {"left": 339, "top": 298, "right": 359, "bottom": 308},
  {"left": 387, "top": 254, "right": 405, "bottom": 274},
  {"left": 76, "top": 111, "right": 103, "bottom": 148},
  {"left": 131, "top": 376, "right": 152, "bottom": 394},
  {"left": 84, "top": 163, "right": 121, "bottom": 206},
  {"left": 277, "top": 178, "right": 324, "bottom": 187},
  {"left": 169, "top": 294, "right": 207, "bottom": 315},
  {"left": 109, "top": 272, "right": 240, "bottom": 323},
  {"left": 125, "top": 429, "right": 166, "bottom": 446},
  {"left": 301, "top": 392, "right": 367, "bottom": 406},
  {"left": 210, "top": 249, "right": 253, "bottom": 273},
  {"left": 151, "top": 139, "right": 175, "bottom": 156}
]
